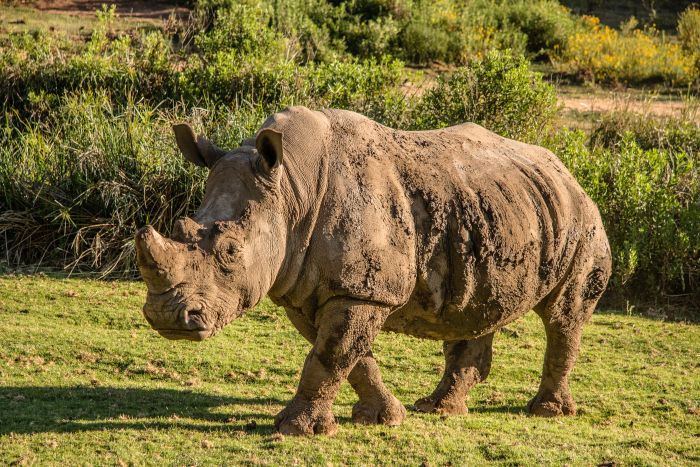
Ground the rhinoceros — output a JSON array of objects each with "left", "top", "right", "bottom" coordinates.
[{"left": 135, "top": 106, "right": 611, "bottom": 435}]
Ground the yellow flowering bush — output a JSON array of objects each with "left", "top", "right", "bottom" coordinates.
[
  {"left": 555, "top": 15, "right": 698, "bottom": 86},
  {"left": 678, "top": 6, "right": 700, "bottom": 55}
]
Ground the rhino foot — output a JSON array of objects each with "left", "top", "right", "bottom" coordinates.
[
  {"left": 352, "top": 394, "right": 406, "bottom": 426},
  {"left": 274, "top": 400, "right": 337, "bottom": 436},
  {"left": 527, "top": 390, "right": 577, "bottom": 417},
  {"left": 413, "top": 395, "right": 468, "bottom": 416}
]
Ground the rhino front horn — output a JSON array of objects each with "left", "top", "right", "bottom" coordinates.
[{"left": 135, "top": 226, "right": 183, "bottom": 293}]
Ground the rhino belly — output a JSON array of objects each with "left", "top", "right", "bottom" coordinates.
[{"left": 382, "top": 258, "right": 540, "bottom": 340}]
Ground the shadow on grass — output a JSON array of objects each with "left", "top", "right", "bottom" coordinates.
[
  {"left": 468, "top": 405, "right": 526, "bottom": 415},
  {"left": 0, "top": 386, "right": 285, "bottom": 435}
]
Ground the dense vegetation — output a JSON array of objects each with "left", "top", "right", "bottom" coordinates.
[{"left": 0, "top": 0, "right": 698, "bottom": 310}]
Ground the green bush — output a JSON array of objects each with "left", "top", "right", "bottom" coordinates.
[
  {"left": 412, "top": 51, "right": 558, "bottom": 143},
  {"left": 396, "top": 0, "right": 528, "bottom": 65},
  {"left": 397, "top": 15, "right": 451, "bottom": 65},
  {"left": 501, "top": 0, "right": 580, "bottom": 59},
  {"left": 0, "top": 23, "right": 179, "bottom": 117},
  {"left": 307, "top": 56, "right": 408, "bottom": 125},
  {"left": 193, "top": 3, "right": 286, "bottom": 59},
  {"left": 391, "top": 0, "right": 580, "bottom": 65},
  {"left": 550, "top": 129, "right": 700, "bottom": 299},
  {"left": 271, "top": 0, "right": 342, "bottom": 62}
]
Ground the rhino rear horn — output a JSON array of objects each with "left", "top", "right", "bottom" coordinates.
[{"left": 173, "top": 123, "right": 227, "bottom": 168}]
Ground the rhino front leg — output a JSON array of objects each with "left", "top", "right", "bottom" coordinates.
[
  {"left": 347, "top": 352, "right": 406, "bottom": 426},
  {"left": 284, "top": 308, "right": 405, "bottom": 426},
  {"left": 414, "top": 332, "right": 494, "bottom": 415},
  {"left": 275, "top": 299, "right": 391, "bottom": 435}
]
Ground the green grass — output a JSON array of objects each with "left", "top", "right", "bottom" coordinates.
[{"left": 1, "top": 276, "right": 698, "bottom": 465}]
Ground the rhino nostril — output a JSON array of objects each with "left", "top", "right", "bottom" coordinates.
[{"left": 182, "top": 308, "right": 206, "bottom": 329}]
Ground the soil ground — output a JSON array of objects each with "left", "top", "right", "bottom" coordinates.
[
  {"left": 14, "top": 0, "right": 190, "bottom": 18},
  {"left": 558, "top": 85, "right": 699, "bottom": 121}
]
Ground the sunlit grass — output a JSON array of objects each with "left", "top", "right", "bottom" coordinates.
[{"left": 0, "top": 275, "right": 698, "bottom": 465}]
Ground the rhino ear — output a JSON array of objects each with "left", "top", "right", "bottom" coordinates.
[
  {"left": 172, "top": 123, "right": 226, "bottom": 168},
  {"left": 255, "top": 128, "right": 283, "bottom": 173}
]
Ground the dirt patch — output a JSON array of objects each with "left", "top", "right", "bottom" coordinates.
[
  {"left": 560, "top": 95, "right": 699, "bottom": 122},
  {"left": 33, "top": 0, "right": 190, "bottom": 19}
]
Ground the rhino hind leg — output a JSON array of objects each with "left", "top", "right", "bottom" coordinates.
[
  {"left": 414, "top": 333, "right": 495, "bottom": 415},
  {"left": 348, "top": 352, "right": 407, "bottom": 426},
  {"left": 527, "top": 310, "right": 587, "bottom": 417},
  {"left": 529, "top": 250, "right": 611, "bottom": 417}
]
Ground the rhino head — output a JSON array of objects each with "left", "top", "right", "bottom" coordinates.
[{"left": 135, "top": 123, "right": 286, "bottom": 341}]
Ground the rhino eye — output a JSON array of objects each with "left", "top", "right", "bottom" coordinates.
[{"left": 215, "top": 237, "right": 238, "bottom": 266}]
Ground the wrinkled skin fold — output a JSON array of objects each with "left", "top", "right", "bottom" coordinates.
[{"left": 136, "top": 106, "right": 612, "bottom": 435}]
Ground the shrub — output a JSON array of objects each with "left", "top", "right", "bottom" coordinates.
[
  {"left": 678, "top": 5, "right": 700, "bottom": 56},
  {"left": 555, "top": 15, "right": 698, "bottom": 86},
  {"left": 412, "top": 51, "right": 558, "bottom": 143},
  {"left": 398, "top": 15, "right": 451, "bottom": 65},
  {"left": 180, "top": 52, "right": 407, "bottom": 120},
  {"left": 193, "top": 2, "right": 286, "bottom": 59},
  {"left": 500, "top": 0, "right": 579, "bottom": 59},
  {"left": 678, "top": 4, "right": 700, "bottom": 74},
  {"left": 550, "top": 129, "right": 700, "bottom": 298},
  {"left": 270, "top": 0, "right": 342, "bottom": 62},
  {"left": 306, "top": 56, "right": 408, "bottom": 126},
  {"left": 332, "top": 11, "right": 401, "bottom": 58},
  {"left": 397, "top": 0, "right": 528, "bottom": 65}
]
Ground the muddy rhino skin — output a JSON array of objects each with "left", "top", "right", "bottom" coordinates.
[{"left": 136, "top": 106, "right": 612, "bottom": 435}]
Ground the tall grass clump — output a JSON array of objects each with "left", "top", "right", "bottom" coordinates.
[
  {"left": 0, "top": 92, "right": 267, "bottom": 275},
  {"left": 589, "top": 107, "right": 700, "bottom": 154},
  {"left": 412, "top": 51, "right": 558, "bottom": 143}
]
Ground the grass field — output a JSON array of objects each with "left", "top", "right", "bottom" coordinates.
[{"left": 1, "top": 276, "right": 698, "bottom": 465}]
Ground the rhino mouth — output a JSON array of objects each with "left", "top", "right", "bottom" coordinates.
[
  {"left": 143, "top": 304, "right": 214, "bottom": 341},
  {"left": 156, "top": 329, "right": 211, "bottom": 341}
]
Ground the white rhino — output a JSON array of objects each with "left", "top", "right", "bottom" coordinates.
[{"left": 136, "top": 106, "right": 611, "bottom": 435}]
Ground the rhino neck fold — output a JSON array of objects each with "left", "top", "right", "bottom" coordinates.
[{"left": 267, "top": 140, "right": 330, "bottom": 300}]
